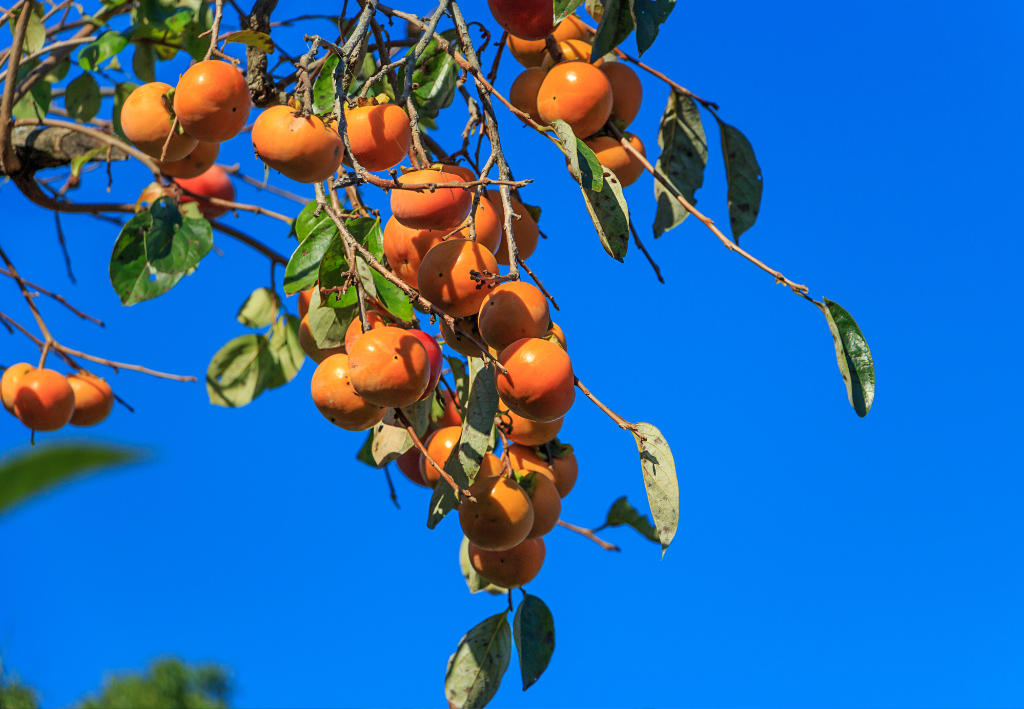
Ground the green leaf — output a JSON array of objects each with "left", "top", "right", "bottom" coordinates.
[
  {"left": 133, "top": 43, "right": 156, "bottom": 82},
  {"left": 522, "top": 202, "right": 542, "bottom": 224},
  {"left": 631, "top": 422, "right": 678, "bottom": 556},
  {"left": 582, "top": 166, "right": 629, "bottom": 261},
  {"left": 653, "top": 90, "right": 707, "bottom": 238},
  {"left": 356, "top": 217, "right": 414, "bottom": 320},
  {"left": 112, "top": 82, "right": 138, "bottom": 140},
  {"left": 163, "top": 8, "right": 193, "bottom": 32},
  {"left": 220, "top": 29, "right": 275, "bottom": 52},
  {"left": 9, "top": 8, "right": 47, "bottom": 54},
  {"left": 182, "top": 7, "right": 213, "bottom": 62},
  {"left": 399, "top": 28, "right": 459, "bottom": 121},
  {"left": 371, "top": 412, "right": 414, "bottom": 467},
  {"left": 236, "top": 287, "right": 280, "bottom": 328},
  {"left": 820, "top": 299, "right": 875, "bottom": 417},
  {"left": 0, "top": 445, "right": 143, "bottom": 516},
  {"left": 70, "top": 147, "right": 106, "bottom": 178},
  {"left": 513, "top": 593, "right": 555, "bottom": 690},
  {"left": 316, "top": 233, "right": 357, "bottom": 308},
  {"left": 266, "top": 314, "right": 305, "bottom": 388},
  {"left": 549, "top": 119, "right": 603, "bottom": 192},
  {"left": 718, "top": 119, "right": 763, "bottom": 243},
  {"left": 44, "top": 58, "right": 71, "bottom": 83},
  {"left": 632, "top": 0, "right": 675, "bottom": 55},
  {"left": 428, "top": 358, "right": 500, "bottom": 529},
  {"left": 459, "top": 536, "right": 507, "bottom": 595},
  {"left": 206, "top": 334, "right": 278, "bottom": 407},
  {"left": 553, "top": 0, "right": 586, "bottom": 23},
  {"left": 356, "top": 431, "right": 376, "bottom": 467},
  {"left": 590, "top": 0, "right": 633, "bottom": 61},
  {"left": 313, "top": 53, "right": 340, "bottom": 116},
  {"left": 12, "top": 76, "right": 50, "bottom": 120},
  {"left": 445, "top": 612, "right": 512, "bottom": 709},
  {"left": 600, "top": 495, "right": 659, "bottom": 543},
  {"left": 109, "top": 197, "right": 213, "bottom": 306},
  {"left": 284, "top": 219, "right": 338, "bottom": 295},
  {"left": 446, "top": 356, "right": 469, "bottom": 408},
  {"left": 294, "top": 200, "right": 329, "bottom": 240},
  {"left": 64, "top": 72, "right": 102, "bottom": 122},
  {"left": 78, "top": 31, "right": 128, "bottom": 71},
  {"left": 306, "top": 286, "right": 357, "bottom": 349}
]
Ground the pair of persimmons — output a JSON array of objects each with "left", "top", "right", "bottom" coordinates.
[{"left": 1, "top": 364, "right": 115, "bottom": 431}]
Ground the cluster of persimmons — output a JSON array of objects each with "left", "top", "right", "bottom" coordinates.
[{"left": 1, "top": 364, "right": 115, "bottom": 431}]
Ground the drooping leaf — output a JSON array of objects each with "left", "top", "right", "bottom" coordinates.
[
  {"left": 549, "top": 120, "right": 603, "bottom": 192},
  {"left": 294, "top": 200, "right": 329, "bottom": 240},
  {"left": 11, "top": 59, "right": 49, "bottom": 120},
  {"left": 631, "top": 422, "right": 678, "bottom": 556},
  {"left": 0, "top": 445, "right": 143, "bottom": 516},
  {"left": 446, "top": 356, "right": 469, "bottom": 408},
  {"left": 653, "top": 90, "right": 707, "bottom": 237},
  {"left": 44, "top": 58, "right": 70, "bottom": 83},
  {"left": 313, "top": 53, "right": 340, "bottom": 115},
  {"left": 109, "top": 198, "right": 213, "bottom": 306},
  {"left": 398, "top": 29, "right": 460, "bottom": 121},
  {"left": 553, "top": 0, "right": 586, "bottom": 23},
  {"left": 284, "top": 219, "right": 339, "bottom": 295},
  {"left": 356, "top": 217, "right": 415, "bottom": 320},
  {"left": 64, "top": 72, "right": 102, "bottom": 122},
  {"left": 78, "top": 31, "right": 128, "bottom": 71},
  {"left": 718, "top": 119, "right": 763, "bottom": 243},
  {"left": 599, "top": 495, "right": 660, "bottom": 543},
  {"left": 582, "top": 167, "right": 629, "bottom": 261},
  {"left": 220, "top": 29, "right": 275, "bottom": 52},
  {"left": 306, "top": 286, "right": 357, "bottom": 349},
  {"left": 133, "top": 43, "right": 156, "bottom": 82},
  {"left": 820, "top": 299, "right": 875, "bottom": 417},
  {"left": 206, "top": 334, "right": 277, "bottom": 407},
  {"left": 590, "top": 0, "right": 634, "bottom": 61},
  {"left": 266, "top": 314, "right": 305, "bottom": 389},
  {"left": 112, "top": 82, "right": 138, "bottom": 140},
  {"left": 70, "top": 147, "right": 106, "bottom": 178},
  {"left": 445, "top": 612, "right": 512, "bottom": 709},
  {"left": 181, "top": 6, "right": 214, "bottom": 62},
  {"left": 427, "top": 358, "right": 500, "bottom": 529},
  {"left": 371, "top": 412, "right": 414, "bottom": 467},
  {"left": 459, "top": 536, "right": 507, "bottom": 595},
  {"left": 513, "top": 593, "right": 555, "bottom": 690},
  {"left": 6, "top": 8, "right": 46, "bottom": 54},
  {"left": 632, "top": 0, "right": 676, "bottom": 55},
  {"left": 236, "top": 287, "right": 280, "bottom": 328}
]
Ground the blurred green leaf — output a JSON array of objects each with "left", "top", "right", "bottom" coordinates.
[
  {"left": 206, "top": 334, "right": 276, "bottom": 407},
  {"left": 70, "top": 147, "right": 106, "bottom": 178},
  {"left": 266, "top": 314, "right": 305, "bottom": 389},
  {"left": 132, "top": 44, "right": 156, "bottom": 82},
  {"left": 44, "top": 59, "right": 71, "bottom": 83},
  {"left": 65, "top": 72, "right": 102, "bottom": 123},
  {"left": 78, "top": 31, "right": 128, "bottom": 71},
  {"left": 459, "top": 536, "right": 507, "bottom": 595}
]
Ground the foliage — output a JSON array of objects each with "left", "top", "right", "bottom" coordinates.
[{"left": 77, "top": 659, "right": 231, "bottom": 709}]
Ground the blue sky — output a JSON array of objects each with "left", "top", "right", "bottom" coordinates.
[{"left": 2, "top": 1, "right": 1023, "bottom": 707}]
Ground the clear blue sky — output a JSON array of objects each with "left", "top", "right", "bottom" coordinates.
[{"left": 2, "top": 1, "right": 1023, "bottom": 707}]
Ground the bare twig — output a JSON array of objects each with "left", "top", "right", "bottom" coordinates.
[
  {"left": 218, "top": 163, "right": 311, "bottom": 204},
  {"left": 54, "top": 345, "right": 197, "bottom": 381},
  {"left": 0, "top": 267, "right": 103, "bottom": 325},
  {"left": 574, "top": 376, "right": 638, "bottom": 434},
  {"left": 209, "top": 220, "right": 289, "bottom": 265},
  {"left": 203, "top": 0, "right": 225, "bottom": 61},
  {"left": 628, "top": 218, "right": 664, "bottom": 284},
  {"left": 557, "top": 520, "right": 620, "bottom": 552}
]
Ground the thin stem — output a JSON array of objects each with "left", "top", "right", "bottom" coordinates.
[
  {"left": 517, "top": 257, "right": 559, "bottom": 311},
  {"left": 174, "top": 183, "right": 295, "bottom": 225},
  {"left": 209, "top": 220, "right": 289, "bottom": 265},
  {"left": 574, "top": 376, "right": 637, "bottom": 434},
  {"left": 383, "top": 465, "right": 400, "bottom": 508},
  {"left": 628, "top": 218, "right": 664, "bottom": 284},
  {"left": 0, "top": 267, "right": 104, "bottom": 325},
  {"left": 54, "top": 344, "right": 197, "bottom": 381},
  {"left": 203, "top": 0, "right": 225, "bottom": 61},
  {"left": 557, "top": 520, "right": 620, "bottom": 552},
  {"left": 218, "top": 163, "right": 311, "bottom": 204}
]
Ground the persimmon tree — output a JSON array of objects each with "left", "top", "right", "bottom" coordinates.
[{"left": 0, "top": 0, "right": 876, "bottom": 705}]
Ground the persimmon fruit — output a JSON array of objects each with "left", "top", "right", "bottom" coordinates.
[
  {"left": 503, "top": 408, "right": 563, "bottom": 446},
  {"left": 120, "top": 82, "right": 198, "bottom": 161},
  {"left": 478, "top": 281, "right": 551, "bottom": 353},
  {"left": 298, "top": 314, "right": 346, "bottom": 363},
  {"left": 507, "top": 442, "right": 579, "bottom": 498},
  {"left": 496, "top": 337, "right": 575, "bottom": 422},
  {"left": 407, "top": 329, "right": 443, "bottom": 400},
  {"left": 175, "top": 165, "right": 235, "bottom": 218},
  {"left": 251, "top": 105, "right": 344, "bottom": 183},
  {"left": 396, "top": 447, "right": 428, "bottom": 487},
  {"left": 391, "top": 169, "right": 472, "bottom": 231},
  {"left": 583, "top": 133, "right": 646, "bottom": 187},
  {"left": 459, "top": 475, "right": 535, "bottom": 551},
  {"left": 310, "top": 353, "right": 386, "bottom": 430},
  {"left": 12, "top": 368, "right": 76, "bottom": 432},
  {"left": 173, "top": 60, "right": 250, "bottom": 143},
  {"left": 344, "top": 103, "right": 412, "bottom": 171},
  {"left": 435, "top": 388, "right": 463, "bottom": 428},
  {"left": 601, "top": 61, "right": 643, "bottom": 127},
  {"left": 382, "top": 218, "right": 447, "bottom": 288},
  {"left": 439, "top": 316, "right": 485, "bottom": 358},
  {"left": 547, "top": 321, "right": 568, "bottom": 351},
  {"left": 539, "top": 39, "right": 602, "bottom": 71},
  {"left": 523, "top": 472, "right": 561, "bottom": 539},
  {"left": 344, "top": 310, "right": 388, "bottom": 352},
  {"left": 347, "top": 327, "right": 431, "bottom": 408},
  {"left": 420, "top": 425, "right": 461, "bottom": 488},
  {"left": 506, "top": 15, "right": 588, "bottom": 68},
  {"left": 468, "top": 537, "right": 546, "bottom": 588},
  {"left": 2, "top": 362, "right": 34, "bottom": 413},
  {"left": 487, "top": 0, "right": 554, "bottom": 40},
  {"left": 537, "top": 61, "right": 613, "bottom": 139},
  {"left": 154, "top": 140, "right": 218, "bottom": 178},
  {"left": 297, "top": 288, "right": 314, "bottom": 319},
  {"left": 66, "top": 373, "right": 114, "bottom": 427},
  {"left": 486, "top": 190, "right": 540, "bottom": 265},
  {"left": 509, "top": 68, "right": 546, "bottom": 120},
  {"left": 417, "top": 239, "right": 498, "bottom": 318}
]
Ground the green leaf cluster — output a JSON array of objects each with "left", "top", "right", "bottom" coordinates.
[{"left": 590, "top": 0, "right": 676, "bottom": 58}]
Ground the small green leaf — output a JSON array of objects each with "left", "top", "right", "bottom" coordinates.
[
  {"left": 206, "top": 334, "right": 277, "bottom": 407},
  {"left": 284, "top": 219, "right": 338, "bottom": 295},
  {"left": 445, "top": 612, "right": 512, "bottom": 709},
  {"left": 266, "top": 314, "right": 305, "bottom": 388},
  {"left": 398, "top": 29, "right": 459, "bottom": 121},
  {"left": 112, "top": 82, "right": 138, "bottom": 140},
  {"left": 313, "top": 53, "right": 340, "bottom": 116},
  {"left": 316, "top": 232, "right": 356, "bottom": 308},
  {"left": 582, "top": 167, "right": 629, "bottom": 261},
  {"left": 133, "top": 43, "right": 156, "bottom": 82},
  {"left": 632, "top": 0, "right": 676, "bottom": 55},
  {"left": 356, "top": 431, "right": 376, "bottom": 467},
  {"left": 306, "top": 286, "right": 357, "bottom": 349},
  {"left": 236, "top": 287, "right": 280, "bottom": 328},
  {"left": 65, "top": 72, "right": 102, "bottom": 123},
  {"left": 590, "top": 0, "right": 634, "bottom": 61},
  {"left": 600, "top": 495, "right": 660, "bottom": 543},
  {"left": 549, "top": 120, "right": 603, "bottom": 192},
  {"left": 220, "top": 29, "right": 275, "bottom": 52},
  {"left": 718, "top": 119, "right": 763, "bottom": 243},
  {"left": 653, "top": 90, "right": 707, "bottom": 238},
  {"left": 70, "top": 147, "right": 106, "bottom": 178},
  {"left": 78, "top": 31, "right": 128, "bottom": 71},
  {"left": 553, "top": 0, "right": 586, "bottom": 23},
  {"left": 182, "top": 7, "right": 214, "bottom": 62},
  {"left": 44, "top": 59, "right": 71, "bottom": 83},
  {"left": 459, "top": 536, "right": 507, "bottom": 595},
  {"left": 513, "top": 593, "right": 555, "bottom": 690},
  {"left": 0, "top": 445, "right": 143, "bottom": 516},
  {"left": 820, "top": 299, "right": 875, "bottom": 417},
  {"left": 294, "top": 200, "right": 329, "bottom": 240},
  {"left": 12, "top": 8, "right": 46, "bottom": 54},
  {"left": 521, "top": 202, "right": 542, "bottom": 224},
  {"left": 12, "top": 77, "right": 50, "bottom": 119},
  {"left": 631, "top": 422, "right": 678, "bottom": 556}
]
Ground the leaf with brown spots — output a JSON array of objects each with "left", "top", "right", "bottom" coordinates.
[
  {"left": 653, "top": 90, "right": 707, "bottom": 238},
  {"left": 513, "top": 593, "right": 555, "bottom": 690},
  {"left": 718, "top": 119, "right": 763, "bottom": 243},
  {"left": 445, "top": 611, "right": 511, "bottom": 709}
]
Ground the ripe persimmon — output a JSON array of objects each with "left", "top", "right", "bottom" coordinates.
[
  {"left": 537, "top": 61, "right": 613, "bottom": 139},
  {"left": 453, "top": 196, "right": 502, "bottom": 252},
  {"left": 417, "top": 239, "right": 498, "bottom": 318},
  {"left": 439, "top": 316, "right": 485, "bottom": 358},
  {"left": 154, "top": 140, "right": 218, "bottom": 178},
  {"left": 396, "top": 447, "right": 428, "bottom": 487},
  {"left": 507, "top": 15, "right": 588, "bottom": 68},
  {"left": 348, "top": 327, "right": 431, "bottom": 407},
  {"left": 175, "top": 165, "right": 235, "bottom": 218},
  {"left": 13, "top": 368, "right": 75, "bottom": 432},
  {"left": 173, "top": 60, "right": 250, "bottom": 143},
  {"left": 391, "top": 169, "right": 472, "bottom": 231},
  {"left": 65, "top": 373, "right": 114, "bottom": 427},
  {"left": 381, "top": 218, "right": 447, "bottom": 288},
  {"left": 251, "top": 105, "right": 344, "bottom": 183},
  {"left": 435, "top": 388, "right": 463, "bottom": 428},
  {"left": 478, "top": 281, "right": 550, "bottom": 353},
  {"left": 507, "top": 442, "right": 578, "bottom": 498},
  {"left": 601, "top": 61, "right": 643, "bottom": 127},
  {"left": 485, "top": 190, "right": 540, "bottom": 265},
  {"left": 468, "top": 537, "right": 545, "bottom": 588},
  {"left": 1, "top": 362, "right": 34, "bottom": 413},
  {"left": 297, "top": 287, "right": 314, "bottom": 319},
  {"left": 407, "top": 329, "right": 443, "bottom": 400},
  {"left": 420, "top": 424, "right": 461, "bottom": 487},
  {"left": 488, "top": 0, "right": 554, "bottom": 40},
  {"left": 440, "top": 164, "right": 476, "bottom": 183},
  {"left": 502, "top": 408, "right": 563, "bottom": 446},
  {"left": 344, "top": 310, "right": 388, "bottom": 352},
  {"left": 547, "top": 321, "right": 567, "bottom": 350},
  {"left": 539, "top": 39, "right": 603, "bottom": 71},
  {"left": 120, "top": 82, "right": 198, "bottom": 160},
  {"left": 344, "top": 103, "right": 412, "bottom": 171},
  {"left": 523, "top": 472, "right": 560, "bottom": 538},
  {"left": 310, "top": 353, "right": 386, "bottom": 430},
  {"left": 299, "top": 314, "right": 346, "bottom": 363},
  {"left": 583, "top": 133, "right": 646, "bottom": 187},
  {"left": 496, "top": 338, "right": 575, "bottom": 422},
  {"left": 459, "top": 475, "right": 534, "bottom": 551},
  {"left": 509, "top": 68, "right": 546, "bottom": 121},
  {"left": 478, "top": 452, "right": 504, "bottom": 479}
]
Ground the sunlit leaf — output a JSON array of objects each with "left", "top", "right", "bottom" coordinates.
[
  {"left": 631, "top": 422, "right": 678, "bottom": 556},
  {"left": 582, "top": 167, "right": 629, "bottom": 261},
  {"left": 236, "top": 287, "right": 280, "bottom": 328},
  {"left": 445, "top": 612, "right": 511, "bottom": 709},
  {"left": 220, "top": 29, "right": 275, "bottom": 52},
  {"left": 78, "top": 31, "right": 128, "bottom": 71}
]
